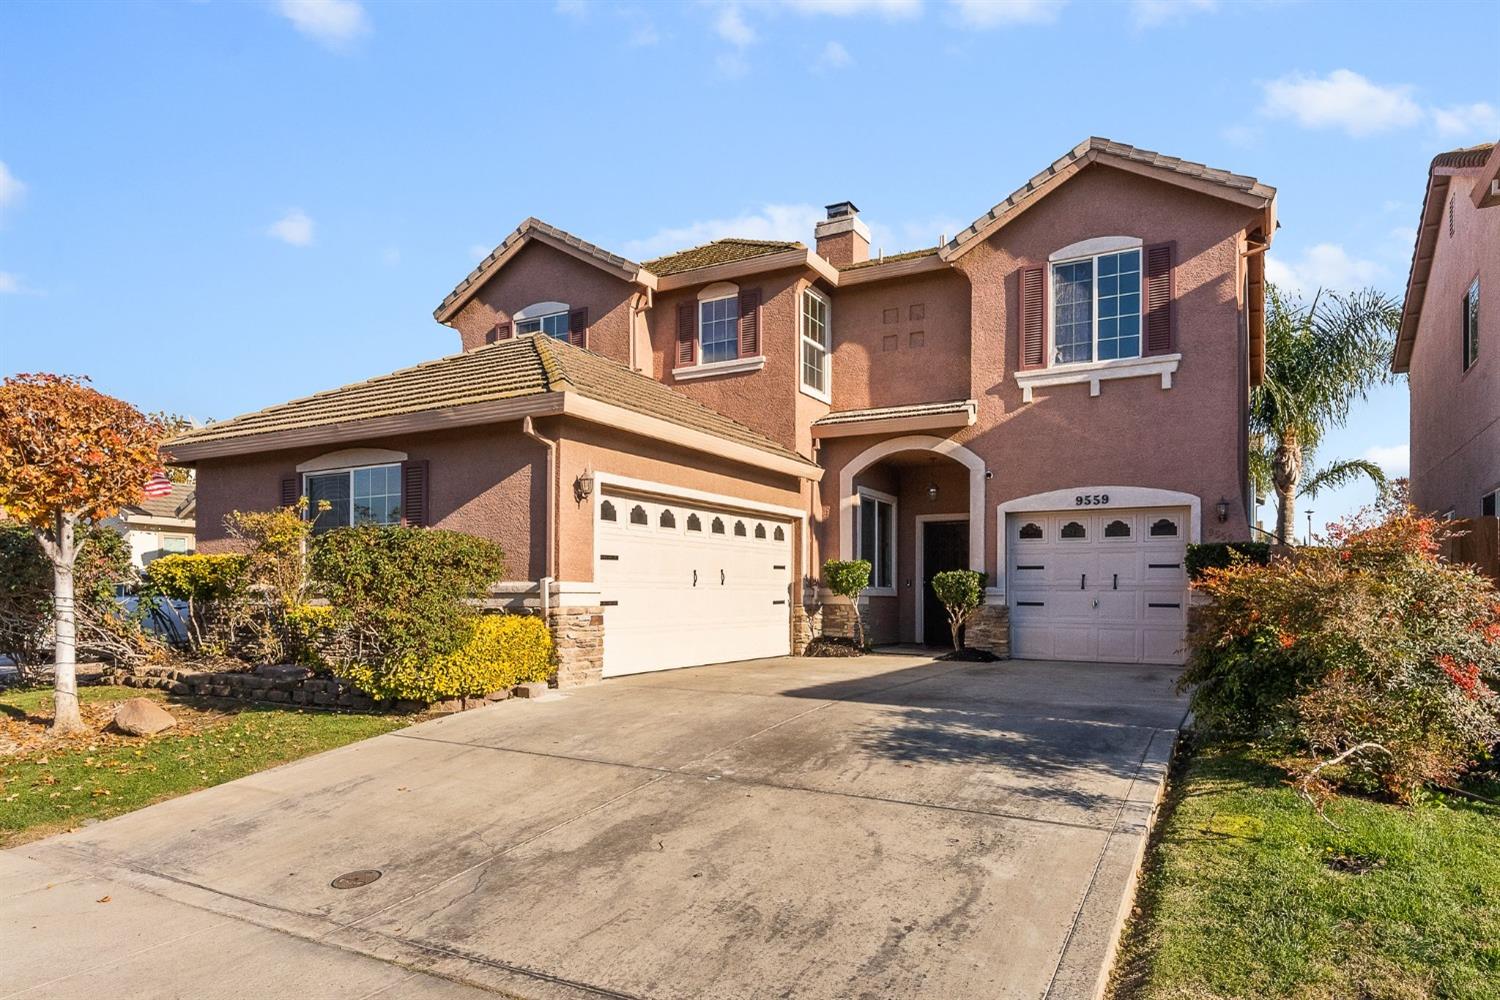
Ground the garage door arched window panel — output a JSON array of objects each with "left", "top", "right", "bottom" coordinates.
[
  {"left": 773, "top": 525, "right": 785, "bottom": 542},
  {"left": 600, "top": 500, "right": 617, "bottom": 522},
  {"left": 629, "top": 504, "right": 649, "bottom": 526},
  {"left": 659, "top": 509, "right": 677, "bottom": 529},
  {"left": 711, "top": 517, "right": 726, "bottom": 535},
  {"left": 754, "top": 523, "right": 767, "bottom": 540},
  {"left": 1104, "top": 519, "right": 1131, "bottom": 538},
  {"left": 733, "top": 520, "right": 747, "bottom": 537},
  {"left": 1060, "top": 520, "right": 1087, "bottom": 540},
  {"left": 686, "top": 513, "right": 702, "bottom": 532},
  {"left": 1017, "top": 521, "right": 1044, "bottom": 540},
  {"left": 1149, "top": 517, "right": 1178, "bottom": 537}
]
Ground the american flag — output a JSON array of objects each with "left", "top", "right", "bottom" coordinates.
[{"left": 143, "top": 472, "right": 174, "bottom": 498}]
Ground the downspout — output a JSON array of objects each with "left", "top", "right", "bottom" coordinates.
[{"left": 522, "top": 415, "right": 556, "bottom": 616}]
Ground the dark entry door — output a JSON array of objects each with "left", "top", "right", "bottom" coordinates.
[{"left": 922, "top": 520, "right": 970, "bottom": 646}]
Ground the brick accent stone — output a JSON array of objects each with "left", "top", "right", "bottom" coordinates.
[
  {"left": 819, "top": 600, "right": 860, "bottom": 642},
  {"left": 791, "top": 604, "right": 813, "bottom": 654},
  {"left": 547, "top": 605, "right": 604, "bottom": 688},
  {"left": 965, "top": 602, "right": 1011, "bottom": 658}
]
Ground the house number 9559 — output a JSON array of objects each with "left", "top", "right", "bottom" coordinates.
[{"left": 1075, "top": 494, "right": 1110, "bottom": 506}]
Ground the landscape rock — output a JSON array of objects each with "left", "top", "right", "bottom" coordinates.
[
  {"left": 113, "top": 698, "right": 177, "bottom": 736},
  {"left": 514, "top": 682, "right": 548, "bottom": 699}
]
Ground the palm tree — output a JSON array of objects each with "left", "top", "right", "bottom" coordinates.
[{"left": 1251, "top": 284, "right": 1401, "bottom": 544}]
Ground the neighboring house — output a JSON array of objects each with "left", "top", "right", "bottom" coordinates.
[
  {"left": 168, "top": 137, "right": 1276, "bottom": 683},
  {"left": 103, "top": 481, "right": 197, "bottom": 568},
  {"left": 1393, "top": 141, "right": 1500, "bottom": 519}
]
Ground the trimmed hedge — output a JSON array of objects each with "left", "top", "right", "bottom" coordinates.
[
  {"left": 336, "top": 613, "right": 553, "bottom": 702},
  {"left": 1184, "top": 541, "right": 1272, "bottom": 580},
  {"left": 141, "top": 553, "right": 248, "bottom": 602}
]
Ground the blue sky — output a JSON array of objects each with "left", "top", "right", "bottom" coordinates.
[{"left": 2, "top": 0, "right": 1496, "bottom": 534}]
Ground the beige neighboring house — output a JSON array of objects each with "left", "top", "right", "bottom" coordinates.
[
  {"left": 104, "top": 481, "right": 196, "bottom": 568},
  {"left": 170, "top": 137, "right": 1276, "bottom": 686},
  {"left": 1394, "top": 141, "right": 1500, "bottom": 519}
]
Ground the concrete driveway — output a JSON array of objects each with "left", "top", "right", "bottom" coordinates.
[{"left": 2, "top": 652, "right": 1186, "bottom": 1000}]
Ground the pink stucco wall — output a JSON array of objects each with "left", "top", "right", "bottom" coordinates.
[
  {"left": 830, "top": 269, "right": 973, "bottom": 411},
  {"left": 1408, "top": 172, "right": 1500, "bottom": 518},
  {"left": 451, "top": 242, "right": 636, "bottom": 362}
]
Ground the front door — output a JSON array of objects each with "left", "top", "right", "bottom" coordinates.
[{"left": 922, "top": 520, "right": 969, "bottom": 646}]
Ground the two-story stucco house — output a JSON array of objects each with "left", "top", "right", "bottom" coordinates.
[
  {"left": 1393, "top": 141, "right": 1499, "bottom": 519},
  {"left": 168, "top": 138, "right": 1276, "bottom": 685}
]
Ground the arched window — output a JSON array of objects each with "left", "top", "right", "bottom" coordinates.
[
  {"left": 773, "top": 525, "right": 785, "bottom": 541},
  {"left": 686, "top": 513, "right": 702, "bottom": 532},
  {"left": 1060, "top": 521, "right": 1086, "bottom": 539},
  {"left": 513, "top": 301, "right": 571, "bottom": 341},
  {"left": 599, "top": 500, "right": 616, "bottom": 522},
  {"left": 733, "top": 520, "right": 747, "bottom": 537},
  {"left": 659, "top": 509, "right": 676, "bottom": 529},
  {"left": 629, "top": 504, "right": 648, "bottom": 526},
  {"left": 1149, "top": 518, "right": 1178, "bottom": 537},
  {"left": 1104, "top": 519, "right": 1131, "bottom": 538},
  {"left": 754, "top": 523, "right": 767, "bottom": 539},
  {"left": 1018, "top": 521, "right": 1043, "bottom": 540},
  {"left": 711, "top": 517, "right": 725, "bottom": 535}
]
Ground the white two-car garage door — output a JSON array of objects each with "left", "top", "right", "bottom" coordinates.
[
  {"left": 1007, "top": 508, "right": 1189, "bottom": 665},
  {"left": 595, "top": 492, "right": 794, "bottom": 677}
]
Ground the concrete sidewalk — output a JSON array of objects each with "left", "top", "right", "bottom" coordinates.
[{"left": 2, "top": 653, "right": 1185, "bottom": 999}]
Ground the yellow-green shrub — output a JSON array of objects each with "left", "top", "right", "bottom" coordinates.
[
  {"left": 335, "top": 613, "right": 554, "bottom": 702},
  {"left": 282, "top": 603, "right": 334, "bottom": 667}
]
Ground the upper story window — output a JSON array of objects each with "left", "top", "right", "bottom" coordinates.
[
  {"left": 1463, "top": 276, "right": 1480, "bottom": 371},
  {"left": 800, "top": 287, "right": 831, "bottom": 400},
  {"left": 1052, "top": 247, "right": 1142, "bottom": 365},
  {"left": 514, "top": 301, "right": 570, "bottom": 341},
  {"left": 699, "top": 291, "right": 741, "bottom": 364},
  {"left": 305, "top": 463, "right": 402, "bottom": 533}
]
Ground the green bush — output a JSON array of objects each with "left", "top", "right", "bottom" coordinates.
[
  {"left": 1184, "top": 541, "right": 1272, "bottom": 580},
  {"left": 141, "top": 553, "right": 248, "bottom": 602},
  {"left": 821, "top": 559, "right": 872, "bottom": 648},
  {"left": 930, "top": 569, "right": 987, "bottom": 651},
  {"left": 282, "top": 603, "right": 334, "bottom": 667},
  {"left": 1184, "top": 509, "right": 1500, "bottom": 803},
  {"left": 310, "top": 525, "right": 507, "bottom": 682},
  {"left": 337, "top": 613, "right": 553, "bottom": 702}
]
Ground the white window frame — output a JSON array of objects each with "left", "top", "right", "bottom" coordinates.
[
  {"left": 799, "top": 286, "right": 832, "bottom": 403},
  {"left": 161, "top": 534, "right": 191, "bottom": 553},
  {"left": 514, "top": 301, "right": 570, "bottom": 341},
  {"left": 1048, "top": 241, "right": 1145, "bottom": 368},
  {"left": 855, "top": 486, "right": 897, "bottom": 596},
  {"left": 697, "top": 283, "right": 741, "bottom": 365},
  {"left": 302, "top": 463, "right": 403, "bottom": 531}
]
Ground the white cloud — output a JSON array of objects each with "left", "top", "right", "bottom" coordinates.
[
  {"left": 266, "top": 209, "right": 315, "bottom": 247},
  {"left": 1259, "top": 69, "right": 1423, "bottom": 137},
  {"left": 1265, "top": 243, "right": 1383, "bottom": 297},
  {"left": 1387, "top": 225, "right": 1416, "bottom": 251},
  {"left": 716, "top": 51, "right": 750, "bottom": 78},
  {"left": 816, "top": 40, "right": 853, "bottom": 70},
  {"left": 276, "top": 0, "right": 370, "bottom": 51},
  {"left": 715, "top": 5, "right": 757, "bottom": 46},
  {"left": 0, "top": 161, "right": 25, "bottom": 214},
  {"left": 1430, "top": 102, "right": 1500, "bottom": 139},
  {"left": 622, "top": 204, "right": 824, "bottom": 260},
  {"left": 0, "top": 271, "right": 22, "bottom": 294},
  {"left": 950, "top": 0, "right": 1066, "bottom": 27},
  {"left": 1364, "top": 443, "right": 1410, "bottom": 477},
  {"left": 1131, "top": 0, "right": 1215, "bottom": 27},
  {"left": 783, "top": 0, "right": 922, "bottom": 16}
]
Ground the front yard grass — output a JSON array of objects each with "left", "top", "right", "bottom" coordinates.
[
  {"left": 0, "top": 685, "right": 407, "bottom": 848},
  {"left": 1112, "top": 735, "right": 1500, "bottom": 1000}
]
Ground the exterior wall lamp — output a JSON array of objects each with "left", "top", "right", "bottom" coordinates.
[
  {"left": 927, "top": 482, "right": 939, "bottom": 502},
  {"left": 1215, "top": 497, "right": 1230, "bottom": 523},
  {"left": 574, "top": 468, "right": 595, "bottom": 504}
]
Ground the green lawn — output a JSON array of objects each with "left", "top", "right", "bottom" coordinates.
[
  {"left": 1112, "top": 736, "right": 1500, "bottom": 1000},
  {"left": 0, "top": 685, "right": 407, "bottom": 848}
]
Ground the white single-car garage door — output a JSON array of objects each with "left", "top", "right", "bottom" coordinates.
[
  {"left": 1007, "top": 507, "right": 1189, "bottom": 664},
  {"left": 595, "top": 492, "right": 794, "bottom": 677}
]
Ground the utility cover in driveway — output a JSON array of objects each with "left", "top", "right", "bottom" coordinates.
[{"left": 596, "top": 491, "right": 793, "bottom": 676}]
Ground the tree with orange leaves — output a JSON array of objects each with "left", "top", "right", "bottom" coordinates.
[{"left": 0, "top": 374, "right": 166, "bottom": 733}]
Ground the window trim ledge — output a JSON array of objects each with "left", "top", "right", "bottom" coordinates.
[
  {"left": 672, "top": 355, "right": 767, "bottom": 381},
  {"left": 1013, "top": 352, "right": 1181, "bottom": 403}
]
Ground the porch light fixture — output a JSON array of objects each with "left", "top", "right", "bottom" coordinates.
[
  {"left": 1215, "top": 497, "right": 1230, "bottom": 522},
  {"left": 574, "top": 468, "right": 595, "bottom": 504},
  {"left": 927, "top": 482, "right": 939, "bottom": 502}
]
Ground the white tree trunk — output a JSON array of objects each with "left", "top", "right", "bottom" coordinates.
[{"left": 42, "top": 513, "right": 84, "bottom": 735}]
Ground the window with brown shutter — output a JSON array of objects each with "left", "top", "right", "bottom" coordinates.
[
  {"left": 280, "top": 475, "right": 299, "bottom": 510},
  {"left": 1018, "top": 266, "right": 1047, "bottom": 370},
  {"left": 676, "top": 300, "right": 696, "bottom": 367},
  {"left": 400, "top": 460, "right": 429, "bottom": 527},
  {"left": 568, "top": 308, "right": 588, "bottom": 348},
  {"left": 487, "top": 322, "right": 511, "bottom": 345},
  {"left": 1144, "top": 243, "right": 1174, "bottom": 355},
  {"left": 738, "top": 288, "right": 761, "bottom": 357}
]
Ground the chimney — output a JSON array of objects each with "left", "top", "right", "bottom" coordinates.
[{"left": 814, "top": 201, "right": 870, "bottom": 267}]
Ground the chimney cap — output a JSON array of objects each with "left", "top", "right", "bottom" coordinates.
[{"left": 824, "top": 201, "right": 859, "bottom": 219}]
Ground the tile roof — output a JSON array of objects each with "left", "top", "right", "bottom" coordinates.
[
  {"left": 1431, "top": 142, "right": 1495, "bottom": 170},
  {"left": 166, "top": 336, "right": 805, "bottom": 464},
  {"left": 838, "top": 246, "right": 940, "bottom": 271},
  {"left": 813, "top": 399, "right": 975, "bottom": 427},
  {"left": 643, "top": 238, "right": 802, "bottom": 276},
  {"left": 434, "top": 218, "right": 639, "bottom": 321},
  {"left": 945, "top": 137, "right": 1275, "bottom": 257},
  {"left": 121, "top": 481, "right": 195, "bottom": 520}
]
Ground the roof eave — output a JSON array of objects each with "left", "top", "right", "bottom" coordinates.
[
  {"left": 654, "top": 249, "right": 836, "bottom": 291},
  {"left": 1392, "top": 168, "right": 1455, "bottom": 373},
  {"left": 837, "top": 252, "right": 948, "bottom": 286},
  {"left": 812, "top": 402, "right": 977, "bottom": 439}
]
